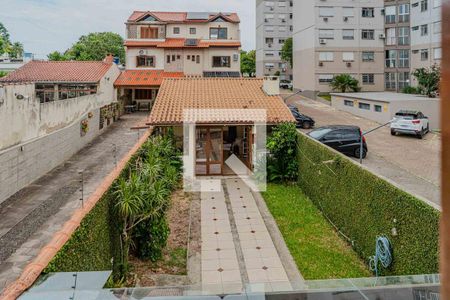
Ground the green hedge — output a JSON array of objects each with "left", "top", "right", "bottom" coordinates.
[{"left": 297, "top": 133, "right": 440, "bottom": 276}]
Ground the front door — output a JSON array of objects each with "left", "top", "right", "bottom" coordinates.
[{"left": 195, "top": 127, "right": 223, "bottom": 175}]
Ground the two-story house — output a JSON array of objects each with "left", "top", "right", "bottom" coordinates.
[{"left": 115, "top": 11, "right": 242, "bottom": 110}]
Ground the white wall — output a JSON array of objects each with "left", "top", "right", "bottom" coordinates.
[
  {"left": 166, "top": 23, "right": 240, "bottom": 41},
  {"left": 125, "top": 47, "right": 165, "bottom": 70}
]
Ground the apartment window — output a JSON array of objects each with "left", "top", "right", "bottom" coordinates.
[
  {"left": 362, "top": 51, "right": 375, "bottom": 62},
  {"left": 385, "top": 6, "right": 396, "bottom": 24},
  {"left": 278, "top": 1, "right": 287, "bottom": 7},
  {"left": 319, "top": 52, "right": 334, "bottom": 61},
  {"left": 266, "top": 37, "right": 274, "bottom": 44},
  {"left": 265, "top": 26, "right": 274, "bottom": 32},
  {"left": 136, "top": 55, "right": 155, "bottom": 67},
  {"left": 212, "top": 56, "right": 231, "bottom": 68},
  {"left": 189, "top": 28, "right": 196, "bottom": 34},
  {"left": 319, "top": 7, "right": 335, "bottom": 17},
  {"left": 343, "top": 7, "right": 355, "bottom": 17},
  {"left": 398, "top": 4, "right": 410, "bottom": 22},
  {"left": 279, "top": 26, "right": 287, "bottom": 32},
  {"left": 361, "top": 30, "right": 375, "bottom": 40},
  {"left": 359, "top": 102, "right": 371, "bottom": 110},
  {"left": 385, "top": 73, "right": 396, "bottom": 90},
  {"left": 279, "top": 39, "right": 286, "bottom": 44},
  {"left": 374, "top": 105, "right": 382, "bottom": 112},
  {"left": 319, "top": 29, "right": 334, "bottom": 39},
  {"left": 166, "top": 55, "right": 171, "bottom": 64},
  {"left": 265, "top": 51, "right": 275, "bottom": 57},
  {"left": 210, "top": 28, "right": 228, "bottom": 39},
  {"left": 398, "top": 49, "right": 410, "bottom": 68},
  {"left": 196, "top": 55, "right": 200, "bottom": 64},
  {"left": 398, "top": 72, "right": 410, "bottom": 89},
  {"left": 362, "top": 7, "right": 374, "bottom": 18},
  {"left": 318, "top": 74, "right": 334, "bottom": 84},
  {"left": 342, "top": 52, "right": 354, "bottom": 62},
  {"left": 344, "top": 100, "right": 354, "bottom": 107},
  {"left": 265, "top": 14, "right": 274, "bottom": 21},
  {"left": 434, "top": 21, "right": 442, "bottom": 34},
  {"left": 342, "top": 29, "right": 354, "bottom": 40},
  {"left": 421, "top": 24, "right": 428, "bottom": 36},
  {"left": 434, "top": 47, "right": 442, "bottom": 60},
  {"left": 420, "top": 0, "right": 428, "bottom": 12},
  {"left": 173, "top": 27, "right": 180, "bottom": 34},
  {"left": 421, "top": 49, "right": 429, "bottom": 61},
  {"left": 386, "top": 28, "right": 397, "bottom": 45},
  {"left": 265, "top": 63, "right": 275, "bottom": 70},
  {"left": 385, "top": 50, "right": 397, "bottom": 68},
  {"left": 398, "top": 27, "right": 410, "bottom": 45},
  {"left": 265, "top": 1, "right": 274, "bottom": 7},
  {"left": 279, "top": 14, "right": 287, "bottom": 23},
  {"left": 362, "top": 74, "right": 375, "bottom": 85},
  {"left": 140, "top": 27, "right": 158, "bottom": 39}
]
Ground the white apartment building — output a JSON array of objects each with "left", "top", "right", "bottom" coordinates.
[
  {"left": 293, "top": 0, "right": 385, "bottom": 96},
  {"left": 410, "top": 0, "right": 442, "bottom": 86},
  {"left": 256, "top": 0, "right": 293, "bottom": 80},
  {"left": 115, "top": 11, "right": 242, "bottom": 109}
]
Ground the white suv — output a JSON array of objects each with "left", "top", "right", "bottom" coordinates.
[{"left": 391, "top": 110, "right": 430, "bottom": 139}]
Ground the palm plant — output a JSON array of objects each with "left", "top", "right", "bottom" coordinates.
[{"left": 330, "top": 74, "right": 360, "bottom": 93}]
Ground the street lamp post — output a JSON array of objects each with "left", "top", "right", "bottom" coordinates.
[
  {"left": 359, "top": 119, "right": 395, "bottom": 164},
  {"left": 282, "top": 89, "right": 303, "bottom": 104}
]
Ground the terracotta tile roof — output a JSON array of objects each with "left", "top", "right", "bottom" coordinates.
[
  {"left": 0, "top": 60, "right": 113, "bottom": 84},
  {"left": 124, "top": 38, "right": 241, "bottom": 48},
  {"left": 114, "top": 70, "right": 184, "bottom": 87},
  {"left": 128, "top": 11, "right": 240, "bottom": 23},
  {"left": 147, "top": 78, "right": 295, "bottom": 125}
]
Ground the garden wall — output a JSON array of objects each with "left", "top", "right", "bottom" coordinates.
[{"left": 297, "top": 133, "right": 440, "bottom": 275}]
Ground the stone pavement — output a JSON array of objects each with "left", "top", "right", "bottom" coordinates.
[
  {"left": 200, "top": 178, "right": 295, "bottom": 294},
  {"left": 0, "top": 113, "right": 148, "bottom": 292}
]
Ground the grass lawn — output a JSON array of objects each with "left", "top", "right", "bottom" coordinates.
[
  {"left": 319, "top": 94, "right": 332, "bottom": 101},
  {"left": 262, "top": 183, "right": 371, "bottom": 280}
]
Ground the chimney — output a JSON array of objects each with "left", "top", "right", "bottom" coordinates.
[
  {"left": 104, "top": 54, "right": 114, "bottom": 64},
  {"left": 262, "top": 76, "right": 280, "bottom": 96}
]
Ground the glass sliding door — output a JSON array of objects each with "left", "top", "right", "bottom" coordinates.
[{"left": 195, "top": 127, "right": 223, "bottom": 175}]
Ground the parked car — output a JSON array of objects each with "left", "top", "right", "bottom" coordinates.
[
  {"left": 307, "top": 125, "right": 368, "bottom": 158},
  {"left": 292, "top": 110, "right": 315, "bottom": 129},
  {"left": 280, "top": 80, "right": 293, "bottom": 90},
  {"left": 390, "top": 110, "right": 430, "bottom": 139},
  {"left": 288, "top": 104, "right": 299, "bottom": 113}
]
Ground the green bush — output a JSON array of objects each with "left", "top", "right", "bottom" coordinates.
[
  {"left": 401, "top": 86, "right": 422, "bottom": 95},
  {"left": 297, "top": 133, "right": 440, "bottom": 276},
  {"left": 134, "top": 216, "right": 170, "bottom": 262}
]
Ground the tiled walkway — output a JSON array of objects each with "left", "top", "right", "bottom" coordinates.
[{"left": 200, "top": 178, "right": 291, "bottom": 294}]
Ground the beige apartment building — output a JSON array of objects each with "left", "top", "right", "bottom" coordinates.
[
  {"left": 115, "top": 11, "right": 242, "bottom": 109},
  {"left": 256, "top": 0, "right": 293, "bottom": 80},
  {"left": 293, "top": 0, "right": 386, "bottom": 96}
]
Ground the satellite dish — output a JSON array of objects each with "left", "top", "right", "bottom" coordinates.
[{"left": 139, "top": 50, "right": 144, "bottom": 55}]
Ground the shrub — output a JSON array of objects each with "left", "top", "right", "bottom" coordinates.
[
  {"left": 297, "top": 133, "right": 440, "bottom": 275},
  {"left": 330, "top": 74, "right": 360, "bottom": 93},
  {"left": 134, "top": 216, "right": 170, "bottom": 262},
  {"left": 267, "top": 123, "right": 299, "bottom": 182},
  {"left": 401, "top": 86, "right": 422, "bottom": 95}
]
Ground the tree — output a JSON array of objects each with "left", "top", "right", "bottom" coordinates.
[
  {"left": 0, "top": 23, "right": 24, "bottom": 58},
  {"left": 281, "top": 37, "right": 293, "bottom": 67},
  {"left": 9, "top": 42, "right": 24, "bottom": 59},
  {"left": 49, "top": 32, "right": 125, "bottom": 63},
  {"left": 412, "top": 65, "right": 440, "bottom": 98},
  {"left": 330, "top": 74, "right": 360, "bottom": 93},
  {"left": 240, "top": 50, "right": 256, "bottom": 76},
  {"left": 0, "top": 71, "right": 8, "bottom": 78}
]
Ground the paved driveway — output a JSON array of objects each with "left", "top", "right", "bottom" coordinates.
[{"left": 286, "top": 95, "right": 441, "bottom": 207}]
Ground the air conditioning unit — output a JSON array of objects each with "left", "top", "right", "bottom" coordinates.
[
  {"left": 319, "top": 39, "right": 327, "bottom": 45},
  {"left": 343, "top": 17, "right": 349, "bottom": 22},
  {"left": 346, "top": 62, "right": 352, "bottom": 67},
  {"left": 282, "top": 19, "right": 286, "bottom": 23},
  {"left": 139, "top": 49, "right": 145, "bottom": 55},
  {"left": 379, "top": 33, "right": 386, "bottom": 39},
  {"left": 323, "top": 17, "right": 328, "bottom": 22},
  {"left": 268, "top": 43, "right": 272, "bottom": 48},
  {"left": 319, "top": 62, "right": 324, "bottom": 67}
]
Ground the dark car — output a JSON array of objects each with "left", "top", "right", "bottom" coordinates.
[
  {"left": 292, "top": 110, "right": 315, "bottom": 129},
  {"left": 307, "top": 125, "right": 368, "bottom": 158}
]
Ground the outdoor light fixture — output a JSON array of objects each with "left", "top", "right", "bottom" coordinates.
[{"left": 15, "top": 93, "right": 25, "bottom": 100}]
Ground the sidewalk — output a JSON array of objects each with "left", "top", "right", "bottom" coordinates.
[{"left": 0, "top": 113, "right": 148, "bottom": 291}]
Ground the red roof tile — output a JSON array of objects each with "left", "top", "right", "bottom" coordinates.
[
  {"left": 114, "top": 70, "right": 184, "bottom": 87},
  {"left": 128, "top": 11, "right": 240, "bottom": 23},
  {"left": 125, "top": 38, "right": 241, "bottom": 48},
  {"left": 0, "top": 60, "right": 113, "bottom": 84}
]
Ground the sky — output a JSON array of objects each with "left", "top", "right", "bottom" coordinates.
[{"left": 0, "top": 0, "right": 255, "bottom": 59}]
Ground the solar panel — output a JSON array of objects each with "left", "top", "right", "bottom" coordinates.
[
  {"left": 185, "top": 39, "right": 199, "bottom": 46},
  {"left": 186, "top": 12, "right": 210, "bottom": 20},
  {"left": 203, "top": 72, "right": 241, "bottom": 78}
]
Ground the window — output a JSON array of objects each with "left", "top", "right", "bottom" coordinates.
[
  {"left": 385, "top": 6, "right": 396, "bottom": 24},
  {"left": 343, "top": 7, "right": 355, "bottom": 17},
  {"left": 35, "top": 84, "right": 56, "bottom": 103},
  {"left": 421, "top": 24, "right": 428, "bottom": 36},
  {"left": 398, "top": 27, "right": 410, "bottom": 45},
  {"left": 190, "top": 28, "right": 196, "bottom": 34},
  {"left": 278, "top": 1, "right": 286, "bottom": 7},
  {"left": 434, "top": 21, "right": 442, "bottom": 34},
  {"left": 279, "top": 14, "right": 287, "bottom": 22},
  {"left": 140, "top": 27, "right": 158, "bottom": 39},
  {"left": 359, "top": 102, "right": 371, "bottom": 110},
  {"left": 362, "top": 51, "right": 375, "bottom": 62},
  {"left": 279, "top": 26, "right": 287, "bottom": 32},
  {"left": 319, "top": 7, "right": 335, "bottom": 17},
  {"left": 386, "top": 28, "right": 397, "bottom": 45},
  {"left": 136, "top": 55, "right": 155, "bottom": 67},
  {"left": 39, "top": 84, "right": 97, "bottom": 103},
  {"left": 361, "top": 30, "right": 375, "bottom": 40},
  {"left": 173, "top": 27, "right": 180, "bottom": 34},
  {"left": 210, "top": 28, "right": 228, "bottom": 39},
  {"left": 166, "top": 55, "right": 171, "bottom": 64},
  {"left": 385, "top": 73, "right": 396, "bottom": 90},
  {"left": 362, "top": 7, "right": 374, "bottom": 18},
  {"left": 344, "top": 100, "right": 354, "bottom": 107},
  {"left": 342, "top": 29, "right": 354, "bottom": 40},
  {"left": 191, "top": 55, "right": 195, "bottom": 62},
  {"left": 319, "top": 52, "right": 334, "bottom": 61},
  {"left": 421, "top": 49, "right": 429, "bottom": 61},
  {"left": 362, "top": 74, "right": 374, "bottom": 85},
  {"left": 434, "top": 47, "right": 442, "bottom": 60},
  {"left": 196, "top": 55, "right": 200, "bottom": 64},
  {"left": 279, "top": 38, "right": 286, "bottom": 44},
  {"left": 385, "top": 50, "right": 397, "bottom": 68},
  {"left": 318, "top": 74, "right": 334, "bottom": 84},
  {"left": 265, "top": 51, "right": 275, "bottom": 57},
  {"left": 398, "top": 49, "right": 410, "bottom": 68},
  {"left": 398, "top": 72, "right": 410, "bottom": 89},
  {"left": 420, "top": 0, "right": 428, "bottom": 12},
  {"left": 135, "top": 89, "right": 157, "bottom": 100},
  {"left": 398, "top": 4, "right": 410, "bottom": 22},
  {"left": 342, "top": 52, "right": 354, "bottom": 61},
  {"left": 212, "top": 56, "right": 231, "bottom": 68},
  {"left": 265, "top": 26, "right": 274, "bottom": 32},
  {"left": 319, "top": 29, "right": 334, "bottom": 39},
  {"left": 374, "top": 105, "right": 382, "bottom": 112},
  {"left": 266, "top": 37, "right": 274, "bottom": 44}
]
